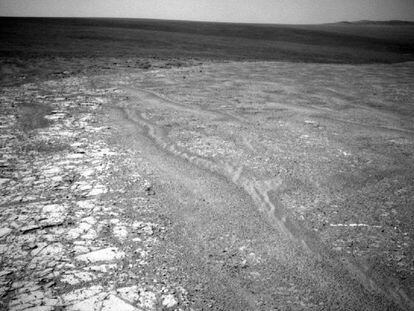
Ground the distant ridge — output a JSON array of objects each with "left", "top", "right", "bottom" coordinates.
[
  {"left": 1, "top": 17, "right": 413, "bottom": 64},
  {"left": 339, "top": 20, "right": 414, "bottom": 25}
]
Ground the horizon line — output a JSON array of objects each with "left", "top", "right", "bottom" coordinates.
[{"left": 1, "top": 15, "right": 414, "bottom": 26}]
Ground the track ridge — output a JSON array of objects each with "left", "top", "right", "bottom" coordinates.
[{"left": 119, "top": 86, "right": 413, "bottom": 310}]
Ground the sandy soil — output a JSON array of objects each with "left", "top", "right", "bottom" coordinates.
[{"left": 1, "top": 60, "right": 413, "bottom": 310}]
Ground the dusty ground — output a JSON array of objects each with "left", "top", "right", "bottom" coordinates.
[{"left": 0, "top": 60, "right": 413, "bottom": 310}]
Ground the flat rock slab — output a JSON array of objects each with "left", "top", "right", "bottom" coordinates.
[
  {"left": 101, "top": 295, "right": 138, "bottom": 311},
  {"left": 67, "top": 294, "right": 138, "bottom": 311},
  {"left": 76, "top": 248, "right": 125, "bottom": 262}
]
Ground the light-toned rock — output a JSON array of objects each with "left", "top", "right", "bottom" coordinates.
[
  {"left": 67, "top": 153, "right": 84, "bottom": 159},
  {"left": 43, "top": 167, "right": 61, "bottom": 175},
  {"left": 82, "top": 216, "right": 97, "bottom": 225},
  {"left": 101, "top": 295, "right": 138, "bottom": 311},
  {"left": 22, "top": 306, "right": 54, "bottom": 311},
  {"left": 42, "top": 204, "right": 66, "bottom": 221},
  {"left": 162, "top": 294, "right": 178, "bottom": 308},
  {"left": 0, "top": 178, "right": 10, "bottom": 186},
  {"left": 61, "top": 271, "right": 96, "bottom": 285},
  {"left": 88, "top": 185, "right": 107, "bottom": 196},
  {"left": 0, "top": 82, "right": 189, "bottom": 310},
  {"left": 139, "top": 291, "right": 157, "bottom": 310},
  {"left": 74, "top": 245, "right": 90, "bottom": 254},
  {"left": 67, "top": 294, "right": 106, "bottom": 311},
  {"left": 81, "top": 169, "right": 95, "bottom": 177},
  {"left": 116, "top": 286, "right": 140, "bottom": 303},
  {"left": 62, "top": 286, "right": 104, "bottom": 303},
  {"left": 76, "top": 248, "right": 125, "bottom": 262},
  {"left": 81, "top": 229, "right": 98, "bottom": 240},
  {"left": 77, "top": 200, "right": 96, "bottom": 210},
  {"left": 0, "top": 228, "right": 12, "bottom": 239},
  {"left": 113, "top": 225, "right": 128, "bottom": 239},
  {"left": 85, "top": 264, "right": 117, "bottom": 273},
  {"left": 31, "top": 243, "right": 63, "bottom": 257}
]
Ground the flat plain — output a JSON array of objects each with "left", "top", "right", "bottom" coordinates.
[{"left": 0, "top": 17, "right": 413, "bottom": 310}]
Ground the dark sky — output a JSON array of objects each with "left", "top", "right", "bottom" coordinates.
[{"left": 1, "top": 0, "right": 413, "bottom": 24}]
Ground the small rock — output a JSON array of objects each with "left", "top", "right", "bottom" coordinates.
[
  {"left": 74, "top": 245, "right": 90, "bottom": 254},
  {"left": 20, "top": 224, "right": 41, "bottom": 234},
  {"left": 113, "top": 225, "right": 128, "bottom": 239},
  {"left": 77, "top": 200, "right": 95, "bottom": 210},
  {"left": 0, "top": 178, "right": 10, "bottom": 186},
  {"left": 0, "top": 228, "right": 12, "bottom": 239},
  {"left": 86, "top": 264, "right": 117, "bottom": 273},
  {"left": 145, "top": 186, "right": 155, "bottom": 196},
  {"left": 67, "top": 153, "right": 84, "bottom": 160},
  {"left": 162, "top": 294, "right": 178, "bottom": 308},
  {"left": 88, "top": 185, "right": 107, "bottom": 196},
  {"left": 116, "top": 286, "right": 140, "bottom": 304},
  {"left": 304, "top": 120, "right": 320, "bottom": 127},
  {"left": 24, "top": 305, "right": 55, "bottom": 311},
  {"left": 138, "top": 291, "right": 157, "bottom": 309},
  {"left": 0, "top": 270, "right": 12, "bottom": 277}
]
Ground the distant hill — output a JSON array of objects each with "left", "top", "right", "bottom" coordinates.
[{"left": 339, "top": 20, "right": 414, "bottom": 26}]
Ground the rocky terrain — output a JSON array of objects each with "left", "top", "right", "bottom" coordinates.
[
  {"left": 0, "top": 59, "right": 413, "bottom": 310},
  {"left": 0, "top": 77, "right": 189, "bottom": 310}
]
